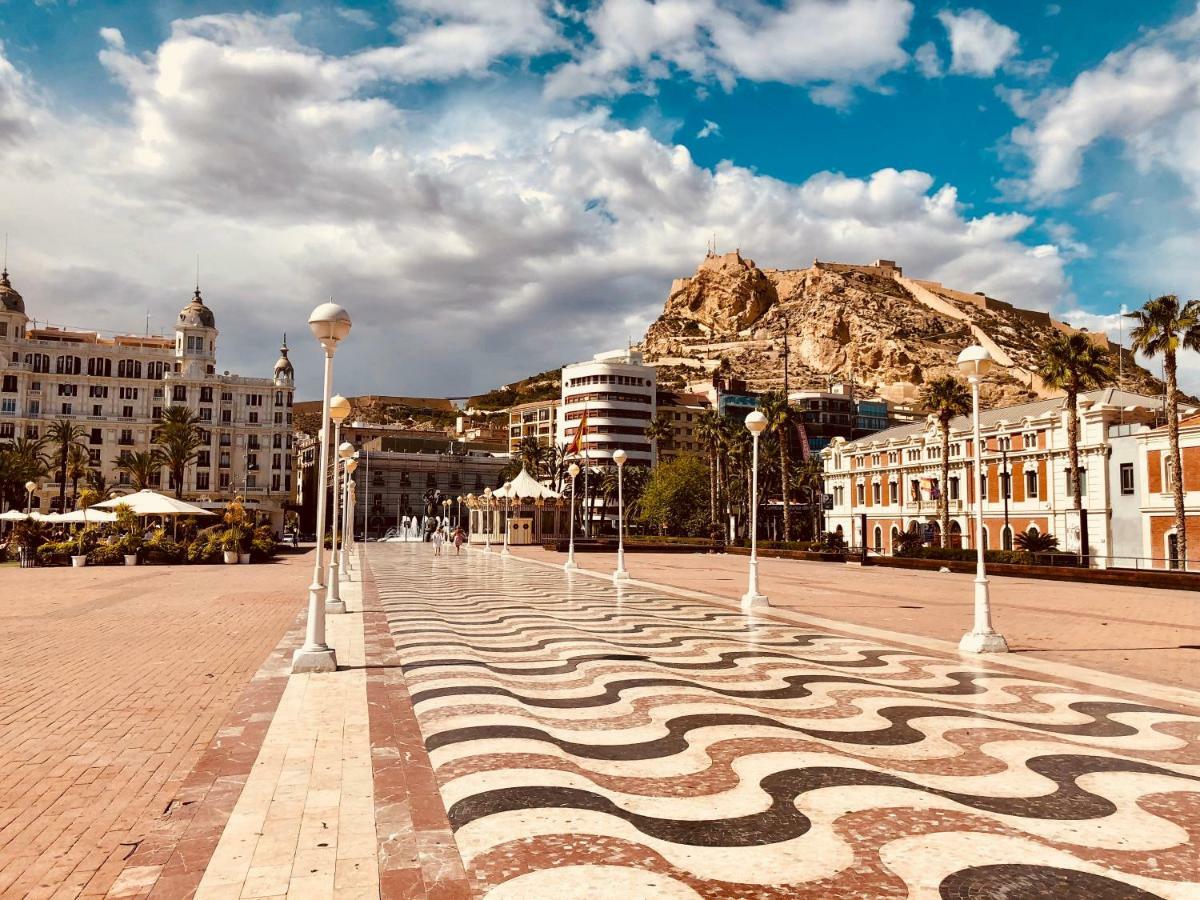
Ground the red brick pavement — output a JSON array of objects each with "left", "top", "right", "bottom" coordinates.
[
  {"left": 359, "top": 552, "right": 471, "bottom": 900},
  {"left": 0, "top": 555, "right": 310, "bottom": 898}
]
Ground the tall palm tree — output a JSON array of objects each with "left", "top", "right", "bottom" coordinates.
[
  {"left": 66, "top": 443, "right": 91, "bottom": 509},
  {"left": 792, "top": 456, "right": 826, "bottom": 541},
  {"left": 919, "top": 375, "right": 971, "bottom": 547},
  {"left": 759, "top": 390, "right": 795, "bottom": 541},
  {"left": 695, "top": 410, "right": 725, "bottom": 543},
  {"left": 154, "top": 406, "right": 204, "bottom": 499},
  {"left": 115, "top": 450, "right": 163, "bottom": 492},
  {"left": 1038, "top": 332, "right": 1114, "bottom": 522},
  {"left": 645, "top": 412, "right": 673, "bottom": 460},
  {"left": 1126, "top": 295, "right": 1200, "bottom": 567},
  {"left": 0, "top": 436, "right": 47, "bottom": 510},
  {"left": 85, "top": 468, "right": 115, "bottom": 500},
  {"left": 46, "top": 418, "right": 87, "bottom": 511},
  {"left": 517, "top": 436, "right": 547, "bottom": 479}
]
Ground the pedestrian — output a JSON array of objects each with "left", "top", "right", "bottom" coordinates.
[
  {"left": 452, "top": 527, "right": 465, "bottom": 556},
  {"left": 431, "top": 529, "right": 444, "bottom": 557}
]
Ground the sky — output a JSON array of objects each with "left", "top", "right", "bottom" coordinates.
[{"left": 1, "top": 0, "right": 1198, "bottom": 399}]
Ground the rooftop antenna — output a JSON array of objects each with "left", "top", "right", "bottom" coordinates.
[
  {"left": 145, "top": 309, "right": 150, "bottom": 336},
  {"left": 195, "top": 254, "right": 200, "bottom": 294},
  {"left": 2, "top": 232, "right": 7, "bottom": 275}
]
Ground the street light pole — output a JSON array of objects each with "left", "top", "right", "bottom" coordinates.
[
  {"left": 325, "top": 420, "right": 351, "bottom": 613},
  {"left": 565, "top": 463, "right": 579, "bottom": 571},
  {"left": 501, "top": 480, "right": 512, "bottom": 557},
  {"left": 742, "top": 410, "right": 768, "bottom": 606},
  {"left": 294, "top": 300, "right": 350, "bottom": 674},
  {"left": 24, "top": 480, "right": 36, "bottom": 514},
  {"left": 613, "top": 450, "right": 629, "bottom": 582},
  {"left": 342, "top": 456, "right": 358, "bottom": 572},
  {"left": 483, "top": 487, "right": 492, "bottom": 552},
  {"left": 957, "top": 345, "right": 1008, "bottom": 654}
]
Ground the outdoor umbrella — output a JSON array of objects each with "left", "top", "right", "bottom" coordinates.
[
  {"left": 0, "top": 510, "right": 30, "bottom": 521},
  {"left": 95, "top": 489, "right": 216, "bottom": 538},
  {"left": 57, "top": 508, "right": 118, "bottom": 524}
]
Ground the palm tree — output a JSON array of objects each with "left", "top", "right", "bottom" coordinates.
[
  {"left": 46, "top": 418, "right": 86, "bottom": 511},
  {"left": 1038, "top": 332, "right": 1114, "bottom": 523},
  {"left": 645, "top": 412, "right": 673, "bottom": 460},
  {"left": 1015, "top": 529, "right": 1059, "bottom": 554},
  {"left": 695, "top": 410, "right": 725, "bottom": 543},
  {"left": 66, "top": 443, "right": 91, "bottom": 509},
  {"left": 1126, "top": 295, "right": 1200, "bottom": 567},
  {"left": 154, "top": 406, "right": 204, "bottom": 499},
  {"left": 115, "top": 450, "right": 163, "bottom": 492},
  {"left": 759, "top": 390, "right": 795, "bottom": 541},
  {"left": 0, "top": 436, "right": 47, "bottom": 510},
  {"left": 517, "top": 436, "right": 547, "bottom": 480},
  {"left": 792, "top": 456, "right": 825, "bottom": 541},
  {"left": 919, "top": 375, "right": 971, "bottom": 547},
  {"left": 85, "top": 468, "right": 115, "bottom": 500}
]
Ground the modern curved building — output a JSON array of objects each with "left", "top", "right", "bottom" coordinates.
[{"left": 557, "top": 348, "right": 656, "bottom": 466}]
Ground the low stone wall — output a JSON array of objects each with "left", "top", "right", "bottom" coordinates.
[{"left": 870, "top": 555, "right": 1200, "bottom": 591}]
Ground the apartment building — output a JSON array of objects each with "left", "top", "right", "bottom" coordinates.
[
  {"left": 821, "top": 389, "right": 1164, "bottom": 559},
  {"left": 508, "top": 399, "right": 559, "bottom": 454},
  {"left": 0, "top": 270, "right": 295, "bottom": 528},
  {"left": 654, "top": 391, "right": 711, "bottom": 460},
  {"left": 557, "top": 348, "right": 656, "bottom": 465}
]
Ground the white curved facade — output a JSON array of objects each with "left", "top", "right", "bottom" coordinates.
[{"left": 557, "top": 349, "right": 656, "bottom": 465}]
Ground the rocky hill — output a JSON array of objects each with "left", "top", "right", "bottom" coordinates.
[{"left": 643, "top": 252, "right": 1162, "bottom": 406}]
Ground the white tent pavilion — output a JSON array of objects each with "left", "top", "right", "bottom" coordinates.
[
  {"left": 468, "top": 469, "right": 566, "bottom": 546},
  {"left": 96, "top": 489, "right": 216, "bottom": 537}
]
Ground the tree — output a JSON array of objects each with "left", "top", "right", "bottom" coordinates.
[
  {"left": 645, "top": 412, "right": 673, "bottom": 459},
  {"left": 517, "top": 436, "right": 548, "bottom": 480},
  {"left": 792, "top": 456, "right": 826, "bottom": 541},
  {"left": 46, "top": 418, "right": 86, "bottom": 511},
  {"left": 1038, "top": 332, "right": 1114, "bottom": 525},
  {"left": 637, "top": 454, "right": 710, "bottom": 536},
  {"left": 115, "top": 450, "right": 163, "bottom": 491},
  {"left": 759, "top": 391, "right": 795, "bottom": 541},
  {"left": 918, "top": 376, "right": 971, "bottom": 547},
  {"left": 66, "top": 443, "right": 91, "bottom": 509},
  {"left": 84, "top": 468, "right": 115, "bottom": 500},
  {"left": 0, "top": 436, "right": 47, "bottom": 510},
  {"left": 1126, "top": 295, "right": 1200, "bottom": 567},
  {"left": 695, "top": 410, "right": 725, "bottom": 543},
  {"left": 154, "top": 406, "right": 204, "bottom": 499},
  {"left": 1014, "top": 529, "right": 1059, "bottom": 554}
]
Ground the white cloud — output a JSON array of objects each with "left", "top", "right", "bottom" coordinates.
[
  {"left": 1011, "top": 4, "right": 1200, "bottom": 202},
  {"left": 936, "top": 8, "right": 1019, "bottom": 77},
  {"left": 913, "top": 41, "right": 942, "bottom": 78},
  {"left": 0, "top": 12, "right": 1072, "bottom": 398},
  {"left": 1045, "top": 4, "right": 1061, "bottom": 16},
  {"left": 696, "top": 119, "right": 720, "bottom": 139},
  {"left": 0, "top": 41, "right": 37, "bottom": 149},
  {"left": 544, "top": 0, "right": 914, "bottom": 105},
  {"left": 1088, "top": 191, "right": 1119, "bottom": 212}
]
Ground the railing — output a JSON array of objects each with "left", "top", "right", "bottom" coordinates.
[{"left": 1100, "top": 555, "right": 1196, "bottom": 573}]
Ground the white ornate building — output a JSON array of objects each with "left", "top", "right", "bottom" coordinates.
[{"left": 0, "top": 269, "right": 295, "bottom": 529}]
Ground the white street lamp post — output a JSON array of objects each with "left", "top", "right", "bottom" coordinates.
[
  {"left": 24, "top": 480, "right": 36, "bottom": 514},
  {"left": 957, "top": 345, "right": 1009, "bottom": 654},
  {"left": 442, "top": 498, "right": 451, "bottom": 537},
  {"left": 295, "top": 300, "right": 350, "bottom": 674},
  {"left": 456, "top": 495, "right": 463, "bottom": 533},
  {"left": 500, "top": 481, "right": 512, "bottom": 557},
  {"left": 612, "top": 449, "right": 629, "bottom": 582},
  {"left": 341, "top": 456, "right": 358, "bottom": 573},
  {"left": 483, "top": 487, "right": 492, "bottom": 551},
  {"left": 565, "top": 462, "right": 580, "bottom": 571},
  {"left": 742, "top": 410, "right": 769, "bottom": 606},
  {"left": 325, "top": 416, "right": 352, "bottom": 612}
]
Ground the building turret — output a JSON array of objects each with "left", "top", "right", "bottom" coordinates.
[
  {"left": 0, "top": 267, "right": 29, "bottom": 342},
  {"left": 175, "top": 286, "right": 217, "bottom": 378},
  {"left": 273, "top": 334, "right": 295, "bottom": 386}
]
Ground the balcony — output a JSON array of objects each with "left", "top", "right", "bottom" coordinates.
[{"left": 914, "top": 498, "right": 962, "bottom": 513}]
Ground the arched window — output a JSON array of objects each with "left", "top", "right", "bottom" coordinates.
[
  {"left": 890, "top": 526, "right": 899, "bottom": 553},
  {"left": 1002, "top": 526, "right": 1013, "bottom": 551},
  {"left": 873, "top": 526, "right": 882, "bottom": 553},
  {"left": 981, "top": 526, "right": 990, "bottom": 549}
]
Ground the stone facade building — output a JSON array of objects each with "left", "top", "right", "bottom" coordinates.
[{"left": 0, "top": 269, "right": 295, "bottom": 528}]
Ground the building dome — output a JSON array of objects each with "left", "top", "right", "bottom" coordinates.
[
  {"left": 178, "top": 287, "right": 215, "bottom": 329},
  {"left": 274, "top": 335, "right": 294, "bottom": 381},
  {"left": 0, "top": 269, "right": 25, "bottom": 315}
]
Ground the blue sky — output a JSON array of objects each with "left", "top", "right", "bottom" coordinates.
[{"left": 1, "top": 0, "right": 1198, "bottom": 396}]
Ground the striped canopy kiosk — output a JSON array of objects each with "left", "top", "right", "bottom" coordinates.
[{"left": 466, "top": 469, "right": 567, "bottom": 546}]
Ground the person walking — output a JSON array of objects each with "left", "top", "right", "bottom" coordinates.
[
  {"left": 452, "top": 526, "right": 465, "bottom": 556},
  {"left": 431, "top": 528, "right": 444, "bottom": 557}
]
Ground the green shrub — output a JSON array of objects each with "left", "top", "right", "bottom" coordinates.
[
  {"left": 144, "top": 528, "right": 185, "bottom": 565},
  {"left": 36, "top": 541, "right": 76, "bottom": 565},
  {"left": 88, "top": 543, "right": 124, "bottom": 566},
  {"left": 249, "top": 525, "right": 277, "bottom": 562},
  {"left": 187, "top": 530, "right": 224, "bottom": 564}
]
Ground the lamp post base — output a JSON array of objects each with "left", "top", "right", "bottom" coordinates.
[
  {"left": 613, "top": 569, "right": 630, "bottom": 583},
  {"left": 564, "top": 559, "right": 578, "bottom": 571},
  {"left": 741, "top": 592, "right": 769, "bottom": 607},
  {"left": 958, "top": 631, "right": 1009, "bottom": 654},
  {"left": 291, "top": 646, "right": 338, "bottom": 673},
  {"left": 326, "top": 599, "right": 347, "bottom": 615},
  {"left": 501, "top": 547, "right": 512, "bottom": 558}
]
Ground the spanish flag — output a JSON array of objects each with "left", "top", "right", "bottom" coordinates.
[{"left": 566, "top": 407, "right": 588, "bottom": 457}]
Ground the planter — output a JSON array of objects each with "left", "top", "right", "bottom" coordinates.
[
  {"left": 223, "top": 550, "right": 239, "bottom": 565},
  {"left": 70, "top": 555, "right": 88, "bottom": 568},
  {"left": 238, "top": 552, "right": 251, "bottom": 565},
  {"left": 123, "top": 554, "right": 138, "bottom": 567}
]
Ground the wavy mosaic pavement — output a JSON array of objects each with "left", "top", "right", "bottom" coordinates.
[{"left": 369, "top": 544, "right": 1200, "bottom": 899}]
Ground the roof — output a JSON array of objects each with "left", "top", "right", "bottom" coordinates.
[
  {"left": 492, "top": 468, "right": 561, "bottom": 500},
  {"left": 177, "top": 288, "right": 215, "bottom": 329},
  {"left": 837, "top": 388, "right": 1163, "bottom": 450},
  {"left": 0, "top": 269, "right": 25, "bottom": 315}
]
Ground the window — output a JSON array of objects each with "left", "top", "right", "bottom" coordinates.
[
  {"left": 89, "top": 385, "right": 109, "bottom": 398},
  {"left": 1119, "top": 462, "right": 1134, "bottom": 495},
  {"left": 147, "top": 360, "right": 165, "bottom": 380},
  {"left": 219, "top": 451, "right": 230, "bottom": 468},
  {"left": 57, "top": 384, "right": 78, "bottom": 397},
  {"left": 200, "top": 386, "right": 213, "bottom": 403},
  {"left": 122, "top": 405, "right": 133, "bottom": 418},
  {"left": 856, "top": 482, "right": 865, "bottom": 505},
  {"left": 1002, "top": 526, "right": 1013, "bottom": 551},
  {"left": 197, "top": 451, "right": 210, "bottom": 468},
  {"left": 152, "top": 407, "right": 162, "bottom": 421},
  {"left": 948, "top": 477, "right": 959, "bottom": 500},
  {"left": 1025, "top": 469, "right": 1039, "bottom": 499},
  {"left": 872, "top": 482, "right": 881, "bottom": 504},
  {"left": 1, "top": 375, "right": 15, "bottom": 393},
  {"left": 60, "top": 403, "right": 72, "bottom": 415},
  {"left": 196, "top": 472, "right": 210, "bottom": 490},
  {"left": 248, "top": 411, "right": 258, "bottom": 424},
  {"left": 0, "top": 398, "right": 14, "bottom": 414},
  {"left": 1024, "top": 432, "right": 1038, "bottom": 449},
  {"left": 1000, "top": 469, "right": 1011, "bottom": 499},
  {"left": 172, "top": 385, "right": 187, "bottom": 402},
  {"left": 119, "top": 386, "right": 138, "bottom": 400},
  {"left": 199, "top": 407, "right": 212, "bottom": 421},
  {"left": 119, "top": 429, "right": 134, "bottom": 445},
  {"left": 979, "top": 472, "right": 987, "bottom": 497},
  {"left": 1162, "top": 457, "right": 1175, "bottom": 493},
  {"left": 889, "top": 482, "right": 898, "bottom": 503},
  {"left": 1067, "top": 467, "right": 1088, "bottom": 497},
  {"left": 910, "top": 479, "right": 920, "bottom": 501},
  {"left": 89, "top": 428, "right": 102, "bottom": 445},
  {"left": 221, "top": 409, "right": 231, "bottom": 424}
]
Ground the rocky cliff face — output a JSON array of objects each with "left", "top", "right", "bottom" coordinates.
[{"left": 643, "top": 252, "right": 1161, "bottom": 406}]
